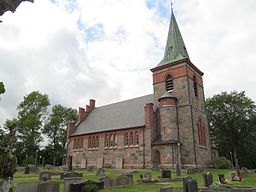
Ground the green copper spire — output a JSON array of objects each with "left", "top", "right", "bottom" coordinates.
[{"left": 158, "top": 12, "right": 190, "bottom": 67}]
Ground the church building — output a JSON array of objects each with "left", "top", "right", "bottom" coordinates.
[{"left": 66, "top": 11, "right": 212, "bottom": 169}]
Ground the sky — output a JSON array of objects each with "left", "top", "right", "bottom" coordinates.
[{"left": 0, "top": 0, "right": 256, "bottom": 126}]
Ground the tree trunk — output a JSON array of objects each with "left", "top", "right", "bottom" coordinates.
[{"left": 233, "top": 146, "right": 240, "bottom": 172}]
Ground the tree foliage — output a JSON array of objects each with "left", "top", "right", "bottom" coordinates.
[
  {"left": 17, "top": 91, "right": 50, "bottom": 160},
  {"left": 43, "top": 104, "right": 77, "bottom": 165},
  {"left": 0, "top": 82, "right": 5, "bottom": 94},
  {"left": 0, "top": 0, "right": 33, "bottom": 16},
  {"left": 206, "top": 91, "right": 256, "bottom": 168}
]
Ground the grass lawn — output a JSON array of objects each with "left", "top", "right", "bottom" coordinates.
[{"left": 12, "top": 167, "right": 256, "bottom": 192}]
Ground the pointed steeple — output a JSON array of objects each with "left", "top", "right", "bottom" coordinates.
[{"left": 158, "top": 12, "right": 190, "bottom": 67}]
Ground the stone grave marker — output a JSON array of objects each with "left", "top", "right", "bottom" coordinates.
[
  {"left": 64, "top": 177, "right": 82, "bottom": 192},
  {"left": 97, "top": 157, "right": 104, "bottom": 169},
  {"left": 161, "top": 169, "right": 172, "bottom": 179},
  {"left": 218, "top": 174, "right": 226, "bottom": 184},
  {"left": 24, "top": 166, "right": 30, "bottom": 174},
  {"left": 183, "top": 176, "right": 192, "bottom": 192},
  {"left": 96, "top": 168, "right": 105, "bottom": 177},
  {"left": 28, "top": 164, "right": 39, "bottom": 173},
  {"left": 187, "top": 179, "right": 198, "bottom": 192},
  {"left": 70, "top": 180, "right": 104, "bottom": 192},
  {"left": 116, "top": 157, "right": 123, "bottom": 169},
  {"left": 38, "top": 181, "right": 60, "bottom": 192},
  {"left": 160, "top": 187, "right": 173, "bottom": 192},
  {"left": 202, "top": 172, "right": 213, "bottom": 187},
  {"left": 61, "top": 172, "right": 83, "bottom": 179},
  {"left": 16, "top": 181, "right": 39, "bottom": 192},
  {"left": 81, "top": 158, "right": 87, "bottom": 169},
  {"left": 116, "top": 175, "right": 133, "bottom": 186},
  {"left": 45, "top": 164, "right": 54, "bottom": 170},
  {"left": 39, "top": 172, "right": 51, "bottom": 181}
]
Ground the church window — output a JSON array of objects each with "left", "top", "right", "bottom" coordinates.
[
  {"left": 80, "top": 138, "right": 83, "bottom": 149},
  {"left": 88, "top": 137, "right": 91, "bottom": 149},
  {"left": 130, "top": 132, "right": 134, "bottom": 145},
  {"left": 197, "top": 118, "right": 206, "bottom": 146},
  {"left": 114, "top": 134, "right": 117, "bottom": 146},
  {"left": 193, "top": 76, "right": 198, "bottom": 97},
  {"left": 109, "top": 134, "right": 113, "bottom": 147},
  {"left": 124, "top": 132, "right": 129, "bottom": 146},
  {"left": 96, "top": 136, "right": 99, "bottom": 148},
  {"left": 166, "top": 75, "right": 173, "bottom": 92},
  {"left": 92, "top": 136, "right": 95, "bottom": 148},
  {"left": 135, "top": 131, "right": 139, "bottom": 145},
  {"left": 77, "top": 138, "right": 80, "bottom": 149},
  {"left": 73, "top": 138, "right": 76, "bottom": 150},
  {"left": 105, "top": 135, "right": 109, "bottom": 147}
]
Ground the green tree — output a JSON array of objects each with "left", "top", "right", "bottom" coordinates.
[
  {"left": 0, "top": 0, "right": 33, "bottom": 16},
  {"left": 43, "top": 104, "right": 77, "bottom": 166},
  {"left": 206, "top": 91, "right": 256, "bottom": 169},
  {"left": 17, "top": 91, "right": 50, "bottom": 163},
  {"left": 0, "top": 82, "right": 5, "bottom": 97},
  {"left": 0, "top": 119, "right": 18, "bottom": 149}
]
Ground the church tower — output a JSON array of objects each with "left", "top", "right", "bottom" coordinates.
[{"left": 151, "top": 11, "right": 211, "bottom": 168}]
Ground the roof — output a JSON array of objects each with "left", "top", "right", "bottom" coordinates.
[
  {"left": 71, "top": 94, "right": 154, "bottom": 136},
  {"left": 158, "top": 12, "right": 190, "bottom": 67}
]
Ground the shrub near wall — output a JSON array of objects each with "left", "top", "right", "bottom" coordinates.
[{"left": 213, "top": 157, "right": 232, "bottom": 169}]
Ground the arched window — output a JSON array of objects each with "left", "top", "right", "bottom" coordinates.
[
  {"left": 109, "top": 134, "right": 112, "bottom": 147},
  {"left": 105, "top": 135, "right": 109, "bottom": 147},
  {"left": 197, "top": 118, "right": 206, "bottom": 146},
  {"left": 114, "top": 134, "right": 117, "bottom": 146},
  {"left": 166, "top": 74, "right": 173, "bottom": 92},
  {"left": 193, "top": 76, "right": 198, "bottom": 97},
  {"left": 77, "top": 138, "right": 80, "bottom": 149},
  {"left": 88, "top": 137, "right": 91, "bottom": 149},
  {"left": 130, "top": 132, "right": 134, "bottom": 145},
  {"left": 92, "top": 136, "right": 95, "bottom": 148},
  {"left": 96, "top": 136, "right": 99, "bottom": 148},
  {"left": 73, "top": 138, "right": 76, "bottom": 150},
  {"left": 80, "top": 137, "right": 83, "bottom": 149},
  {"left": 124, "top": 132, "right": 129, "bottom": 146},
  {"left": 135, "top": 131, "right": 139, "bottom": 145}
]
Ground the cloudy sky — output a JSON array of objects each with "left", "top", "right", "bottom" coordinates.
[{"left": 0, "top": 0, "right": 256, "bottom": 125}]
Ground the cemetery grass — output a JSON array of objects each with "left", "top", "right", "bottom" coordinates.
[{"left": 12, "top": 167, "right": 256, "bottom": 192}]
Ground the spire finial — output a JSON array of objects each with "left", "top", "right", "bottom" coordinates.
[{"left": 170, "top": 0, "right": 174, "bottom": 13}]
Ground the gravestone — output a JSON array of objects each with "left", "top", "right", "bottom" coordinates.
[
  {"left": 38, "top": 181, "right": 60, "bottom": 192},
  {"left": 161, "top": 169, "right": 172, "bottom": 179},
  {"left": 116, "top": 157, "right": 123, "bottom": 169},
  {"left": 96, "top": 168, "right": 105, "bottom": 177},
  {"left": 64, "top": 177, "right": 82, "bottom": 192},
  {"left": 187, "top": 179, "right": 198, "bottom": 192},
  {"left": 16, "top": 182, "right": 39, "bottom": 192},
  {"left": 70, "top": 180, "right": 104, "bottom": 192},
  {"left": 97, "top": 157, "right": 104, "bottom": 169},
  {"left": 218, "top": 174, "right": 226, "bottom": 184},
  {"left": 28, "top": 164, "right": 39, "bottom": 173},
  {"left": 61, "top": 172, "right": 83, "bottom": 179},
  {"left": 183, "top": 176, "right": 192, "bottom": 192},
  {"left": 24, "top": 166, "right": 30, "bottom": 174},
  {"left": 202, "top": 172, "right": 213, "bottom": 187},
  {"left": 140, "top": 172, "right": 153, "bottom": 183},
  {"left": 45, "top": 164, "right": 54, "bottom": 170},
  {"left": 160, "top": 187, "right": 173, "bottom": 192},
  {"left": 116, "top": 175, "right": 133, "bottom": 186},
  {"left": 39, "top": 172, "right": 51, "bottom": 181},
  {"left": 81, "top": 159, "right": 87, "bottom": 169}
]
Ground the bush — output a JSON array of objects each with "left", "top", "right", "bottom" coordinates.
[{"left": 213, "top": 156, "right": 232, "bottom": 169}]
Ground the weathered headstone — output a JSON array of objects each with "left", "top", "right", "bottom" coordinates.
[
  {"left": 64, "top": 177, "right": 81, "bottom": 192},
  {"left": 218, "top": 174, "right": 226, "bottom": 184},
  {"left": 81, "top": 159, "right": 87, "bottom": 169},
  {"left": 38, "top": 181, "right": 60, "bottom": 192},
  {"left": 116, "top": 175, "right": 133, "bottom": 186},
  {"left": 187, "top": 179, "right": 198, "bottom": 192},
  {"left": 70, "top": 180, "right": 104, "bottom": 192},
  {"left": 161, "top": 169, "right": 172, "bottom": 179},
  {"left": 45, "top": 164, "right": 54, "bottom": 170},
  {"left": 97, "top": 157, "right": 104, "bottom": 169},
  {"left": 24, "top": 166, "right": 30, "bottom": 174},
  {"left": 39, "top": 172, "right": 51, "bottom": 181},
  {"left": 183, "top": 176, "right": 192, "bottom": 192},
  {"left": 28, "top": 164, "right": 39, "bottom": 173},
  {"left": 96, "top": 168, "right": 105, "bottom": 177},
  {"left": 160, "top": 187, "right": 173, "bottom": 192},
  {"left": 116, "top": 157, "right": 123, "bottom": 169},
  {"left": 202, "top": 172, "right": 213, "bottom": 187},
  {"left": 101, "top": 176, "right": 112, "bottom": 188},
  {"left": 16, "top": 182, "right": 39, "bottom": 192},
  {"left": 61, "top": 172, "right": 83, "bottom": 179}
]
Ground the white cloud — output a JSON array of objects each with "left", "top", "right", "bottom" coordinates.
[{"left": 0, "top": 0, "right": 256, "bottom": 126}]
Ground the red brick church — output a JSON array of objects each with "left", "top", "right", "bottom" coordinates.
[{"left": 66, "top": 11, "right": 212, "bottom": 169}]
